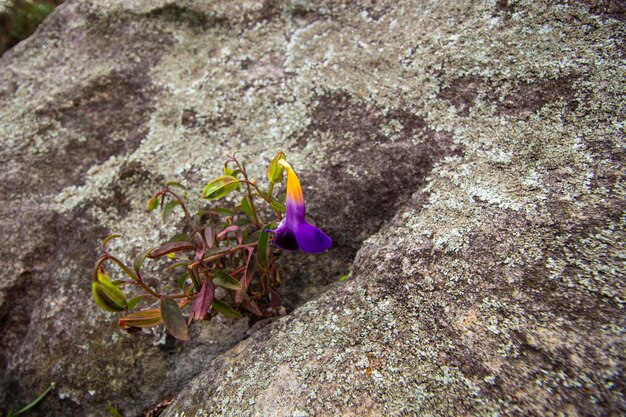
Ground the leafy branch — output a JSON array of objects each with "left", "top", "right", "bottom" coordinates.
[{"left": 91, "top": 151, "right": 324, "bottom": 341}]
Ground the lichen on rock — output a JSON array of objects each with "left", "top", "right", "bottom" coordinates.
[{"left": 0, "top": 0, "right": 624, "bottom": 416}]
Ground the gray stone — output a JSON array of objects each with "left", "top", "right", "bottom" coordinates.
[{"left": 0, "top": 0, "right": 624, "bottom": 416}]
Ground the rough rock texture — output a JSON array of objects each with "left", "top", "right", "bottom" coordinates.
[
  {"left": 0, "top": 0, "right": 65, "bottom": 55},
  {"left": 0, "top": 0, "right": 624, "bottom": 416}
]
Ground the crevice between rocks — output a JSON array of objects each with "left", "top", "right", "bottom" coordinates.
[{"left": 278, "top": 90, "right": 463, "bottom": 310}]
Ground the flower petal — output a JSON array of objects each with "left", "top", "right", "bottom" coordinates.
[
  {"left": 295, "top": 222, "right": 332, "bottom": 254},
  {"left": 274, "top": 226, "right": 299, "bottom": 251}
]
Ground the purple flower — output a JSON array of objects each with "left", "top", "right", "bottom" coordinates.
[{"left": 269, "top": 160, "right": 331, "bottom": 254}]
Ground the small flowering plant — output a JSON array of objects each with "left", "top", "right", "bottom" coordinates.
[{"left": 92, "top": 152, "right": 331, "bottom": 340}]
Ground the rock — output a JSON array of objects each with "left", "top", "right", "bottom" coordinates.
[
  {"left": 0, "top": 1, "right": 65, "bottom": 55},
  {"left": 0, "top": 0, "right": 624, "bottom": 416}
]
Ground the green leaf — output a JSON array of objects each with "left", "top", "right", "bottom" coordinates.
[
  {"left": 107, "top": 404, "right": 124, "bottom": 417},
  {"left": 101, "top": 234, "right": 122, "bottom": 252},
  {"left": 339, "top": 264, "right": 353, "bottom": 282},
  {"left": 162, "top": 200, "right": 180, "bottom": 222},
  {"left": 240, "top": 195, "right": 256, "bottom": 221},
  {"left": 132, "top": 248, "right": 153, "bottom": 274},
  {"left": 164, "top": 261, "right": 189, "bottom": 272},
  {"left": 100, "top": 277, "right": 128, "bottom": 305},
  {"left": 127, "top": 295, "right": 145, "bottom": 310},
  {"left": 202, "top": 246, "right": 233, "bottom": 259},
  {"left": 118, "top": 309, "right": 162, "bottom": 330},
  {"left": 233, "top": 217, "right": 253, "bottom": 227},
  {"left": 212, "top": 299, "right": 243, "bottom": 318},
  {"left": 270, "top": 199, "right": 286, "bottom": 213},
  {"left": 168, "top": 233, "right": 190, "bottom": 243},
  {"left": 9, "top": 382, "right": 55, "bottom": 417},
  {"left": 213, "top": 270, "right": 242, "bottom": 290},
  {"left": 147, "top": 195, "right": 159, "bottom": 212},
  {"left": 188, "top": 266, "right": 201, "bottom": 291},
  {"left": 92, "top": 280, "right": 128, "bottom": 312},
  {"left": 177, "top": 272, "right": 190, "bottom": 289},
  {"left": 243, "top": 229, "right": 260, "bottom": 244},
  {"left": 160, "top": 296, "right": 188, "bottom": 341},
  {"left": 267, "top": 151, "right": 286, "bottom": 182},
  {"left": 243, "top": 248, "right": 255, "bottom": 289},
  {"left": 97, "top": 270, "right": 113, "bottom": 284},
  {"left": 258, "top": 224, "right": 274, "bottom": 270},
  {"left": 166, "top": 181, "right": 187, "bottom": 191},
  {"left": 223, "top": 166, "right": 242, "bottom": 177},
  {"left": 148, "top": 241, "right": 194, "bottom": 258},
  {"left": 201, "top": 176, "right": 240, "bottom": 200},
  {"left": 206, "top": 207, "right": 236, "bottom": 217}
]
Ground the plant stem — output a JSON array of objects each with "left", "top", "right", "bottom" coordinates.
[
  {"left": 266, "top": 180, "right": 283, "bottom": 220},
  {"left": 188, "top": 265, "right": 201, "bottom": 292},
  {"left": 98, "top": 254, "right": 162, "bottom": 299},
  {"left": 239, "top": 179, "right": 282, "bottom": 220},
  {"left": 168, "top": 293, "right": 188, "bottom": 299},
  {"left": 165, "top": 188, "right": 197, "bottom": 232},
  {"left": 233, "top": 159, "right": 262, "bottom": 227},
  {"left": 93, "top": 254, "right": 109, "bottom": 281},
  {"left": 188, "top": 242, "right": 258, "bottom": 269},
  {"left": 10, "top": 382, "right": 56, "bottom": 417}
]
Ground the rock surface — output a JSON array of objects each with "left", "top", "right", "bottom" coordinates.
[
  {"left": 0, "top": 0, "right": 624, "bottom": 416},
  {"left": 0, "top": 0, "right": 65, "bottom": 55}
]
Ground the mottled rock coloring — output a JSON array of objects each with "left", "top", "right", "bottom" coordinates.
[{"left": 0, "top": 0, "right": 624, "bottom": 416}]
